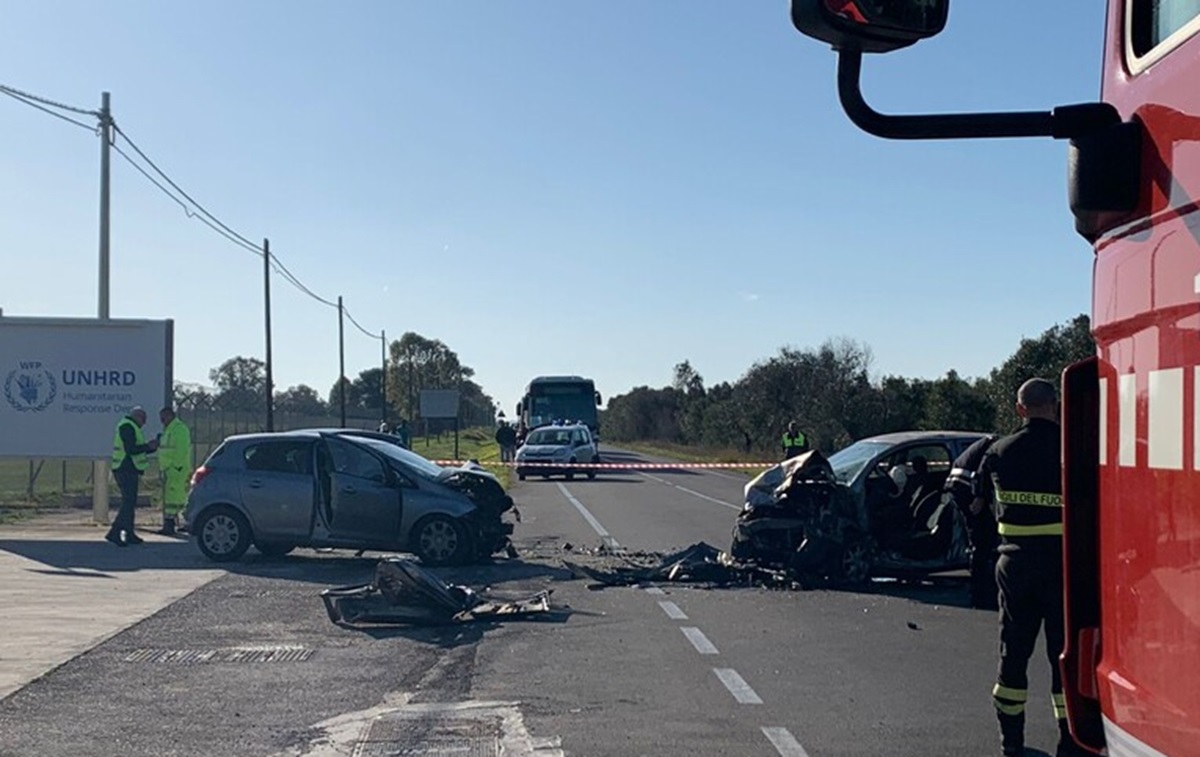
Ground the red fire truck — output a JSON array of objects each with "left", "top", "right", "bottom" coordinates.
[{"left": 789, "top": 2, "right": 1198, "bottom": 755}]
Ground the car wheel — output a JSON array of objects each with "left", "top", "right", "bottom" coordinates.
[
  {"left": 195, "top": 506, "right": 252, "bottom": 563},
  {"left": 518, "top": 472, "right": 526, "bottom": 481},
  {"left": 256, "top": 541, "right": 295, "bottom": 557},
  {"left": 411, "top": 514, "right": 471, "bottom": 566},
  {"left": 839, "top": 539, "right": 872, "bottom": 586},
  {"left": 565, "top": 458, "right": 577, "bottom": 481},
  {"left": 586, "top": 470, "right": 596, "bottom": 480}
]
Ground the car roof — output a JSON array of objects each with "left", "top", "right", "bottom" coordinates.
[
  {"left": 221, "top": 429, "right": 325, "bottom": 443},
  {"left": 222, "top": 428, "right": 386, "bottom": 444},
  {"left": 856, "top": 430, "right": 989, "bottom": 445}
]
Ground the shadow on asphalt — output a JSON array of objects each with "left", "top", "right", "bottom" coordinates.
[
  {"left": 829, "top": 576, "right": 978, "bottom": 610},
  {"left": 0, "top": 537, "right": 574, "bottom": 590}
]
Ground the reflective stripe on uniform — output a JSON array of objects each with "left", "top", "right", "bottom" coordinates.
[
  {"left": 993, "top": 683, "right": 1028, "bottom": 715},
  {"left": 993, "top": 684, "right": 1028, "bottom": 702},
  {"left": 997, "top": 521, "right": 1064, "bottom": 537},
  {"left": 1052, "top": 693, "right": 1067, "bottom": 720},
  {"left": 994, "top": 488, "right": 1063, "bottom": 507}
]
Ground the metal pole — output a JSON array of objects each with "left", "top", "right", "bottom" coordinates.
[
  {"left": 93, "top": 91, "right": 113, "bottom": 525},
  {"left": 380, "top": 330, "right": 387, "bottom": 426},
  {"left": 263, "top": 238, "right": 275, "bottom": 432},
  {"left": 338, "top": 296, "right": 346, "bottom": 428}
]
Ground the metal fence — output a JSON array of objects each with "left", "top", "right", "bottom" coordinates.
[{"left": 2, "top": 393, "right": 383, "bottom": 501}]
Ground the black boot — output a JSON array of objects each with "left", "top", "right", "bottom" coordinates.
[
  {"left": 157, "top": 516, "right": 176, "bottom": 536},
  {"left": 999, "top": 712, "right": 1025, "bottom": 756}
]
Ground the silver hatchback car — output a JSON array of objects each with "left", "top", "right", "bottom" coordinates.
[{"left": 183, "top": 430, "right": 515, "bottom": 565}]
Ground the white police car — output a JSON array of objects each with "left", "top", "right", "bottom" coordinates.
[{"left": 515, "top": 422, "right": 598, "bottom": 481}]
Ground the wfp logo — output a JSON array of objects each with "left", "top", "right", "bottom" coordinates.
[{"left": 4, "top": 361, "right": 58, "bottom": 413}]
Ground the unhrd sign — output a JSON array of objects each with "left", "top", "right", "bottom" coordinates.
[{"left": 0, "top": 317, "right": 173, "bottom": 458}]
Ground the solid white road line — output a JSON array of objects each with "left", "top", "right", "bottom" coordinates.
[
  {"left": 713, "top": 668, "right": 762, "bottom": 704},
  {"left": 681, "top": 627, "right": 719, "bottom": 654},
  {"left": 761, "top": 727, "right": 810, "bottom": 757},
  {"left": 658, "top": 601, "right": 688, "bottom": 620},
  {"left": 556, "top": 483, "right": 622, "bottom": 551}
]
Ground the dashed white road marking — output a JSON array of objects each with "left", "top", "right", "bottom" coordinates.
[
  {"left": 762, "top": 727, "right": 810, "bottom": 757},
  {"left": 658, "top": 601, "right": 688, "bottom": 620},
  {"left": 673, "top": 484, "right": 740, "bottom": 510},
  {"left": 643, "top": 587, "right": 666, "bottom": 596},
  {"left": 713, "top": 668, "right": 762, "bottom": 704},
  {"left": 555, "top": 483, "right": 621, "bottom": 552},
  {"left": 681, "top": 627, "right": 719, "bottom": 654},
  {"left": 637, "top": 473, "right": 740, "bottom": 510}
]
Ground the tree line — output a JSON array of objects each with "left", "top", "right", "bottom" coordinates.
[
  {"left": 179, "top": 331, "right": 497, "bottom": 427},
  {"left": 601, "top": 315, "right": 1095, "bottom": 454}
]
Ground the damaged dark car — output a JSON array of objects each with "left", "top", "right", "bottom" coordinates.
[
  {"left": 731, "top": 431, "right": 987, "bottom": 584},
  {"left": 183, "top": 430, "right": 516, "bottom": 566}
]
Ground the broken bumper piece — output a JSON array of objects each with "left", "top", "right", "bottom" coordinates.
[{"left": 321, "top": 557, "right": 551, "bottom": 626}]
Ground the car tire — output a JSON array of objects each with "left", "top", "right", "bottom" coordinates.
[
  {"left": 256, "top": 541, "right": 296, "bottom": 557},
  {"left": 565, "top": 458, "right": 577, "bottom": 481},
  {"left": 586, "top": 470, "right": 596, "bottom": 480},
  {"left": 839, "top": 538, "right": 872, "bottom": 586},
  {"left": 518, "top": 472, "right": 526, "bottom": 481},
  {"left": 194, "top": 505, "right": 253, "bottom": 563},
  {"left": 411, "top": 514, "right": 471, "bottom": 567}
]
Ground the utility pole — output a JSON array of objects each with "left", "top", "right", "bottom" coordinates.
[
  {"left": 263, "top": 238, "right": 275, "bottom": 431},
  {"left": 380, "top": 330, "right": 387, "bottom": 427},
  {"left": 93, "top": 91, "right": 112, "bottom": 525},
  {"left": 338, "top": 296, "right": 346, "bottom": 428}
]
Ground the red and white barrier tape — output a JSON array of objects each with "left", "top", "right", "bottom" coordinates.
[{"left": 433, "top": 460, "right": 773, "bottom": 469}]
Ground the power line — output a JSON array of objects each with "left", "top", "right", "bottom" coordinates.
[
  {"left": 269, "top": 255, "right": 338, "bottom": 309},
  {"left": 0, "top": 83, "right": 99, "bottom": 116},
  {"left": 0, "top": 87, "right": 98, "bottom": 131},
  {"left": 343, "top": 305, "right": 382, "bottom": 340},
  {"left": 111, "top": 141, "right": 262, "bottom": 258},
  {"left": 111, "top": 124, "right": 260, "bottom": 251},
  {"left": 111, "top": 123, "right": 341, "bottom": 310}
]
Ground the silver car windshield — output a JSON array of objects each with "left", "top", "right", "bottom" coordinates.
[
  {"left": 350, "top": 437, "right": 446, "bottom": 481},
  {"left": 826, "top": 440, "right": 891, "bottom": 484}
]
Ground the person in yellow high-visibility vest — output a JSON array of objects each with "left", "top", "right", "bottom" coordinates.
[
  {"left": 107, "top": 407, "right": 158, "bottom": 547},
  {"left": 780, "top": 421, "right": 810, "bottom": 459},
  {"left": 156, "top": 406, "right": 192, "bottom": 536}
]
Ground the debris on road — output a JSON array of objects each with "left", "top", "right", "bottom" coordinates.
[
  {"left": 563, "top": 542, "right": 793, "bottom": 589},
  {"left": 321, "top": 557, "right": 553, "bottom": 626}
]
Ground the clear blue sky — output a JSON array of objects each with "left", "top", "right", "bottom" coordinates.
[{"left": 0, "top": 1, "right": 1104, "bottom": 414}]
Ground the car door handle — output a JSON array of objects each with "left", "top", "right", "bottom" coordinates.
[
  {"left": 247, "top": 480, "right": 264, "bottom": 489},
  {"left": 340, "top": 485, "right": 357, "bottom": 495}
]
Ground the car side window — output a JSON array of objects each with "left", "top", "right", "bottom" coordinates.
[
  {"left": 326, "top": 438, "right": 386, "bottom": 483},
  {"left": 243, "top": 441, "right": 313, "bottom": 475}
]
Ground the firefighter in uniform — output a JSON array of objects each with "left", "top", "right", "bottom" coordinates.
[
  {"left": 780, "top": 421, "right": 810, "bottom": 459},
  {"left": 156, "top": 406, "right": 192, "bottom": 536},
  {"left": 945, "top": 433, "right": 1000, "bottom": 610},
  {"left": 107, "top": 407, "right": 158, "bottom": 546},
  {"left": 978, "top": 378, "right": 1084, "bottom": 757}
]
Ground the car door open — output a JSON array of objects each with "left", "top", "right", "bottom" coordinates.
[{"left": 323, "top": 437, "right": 402, "bottom": 545}]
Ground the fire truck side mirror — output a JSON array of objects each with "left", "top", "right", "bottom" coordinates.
[{"left": 791, "top": 0, "right": 949, "bottom": 53}]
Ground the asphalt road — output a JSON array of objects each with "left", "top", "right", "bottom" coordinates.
[{"left": 0, "top": 447, "right": 1062, "bottom": 757}]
